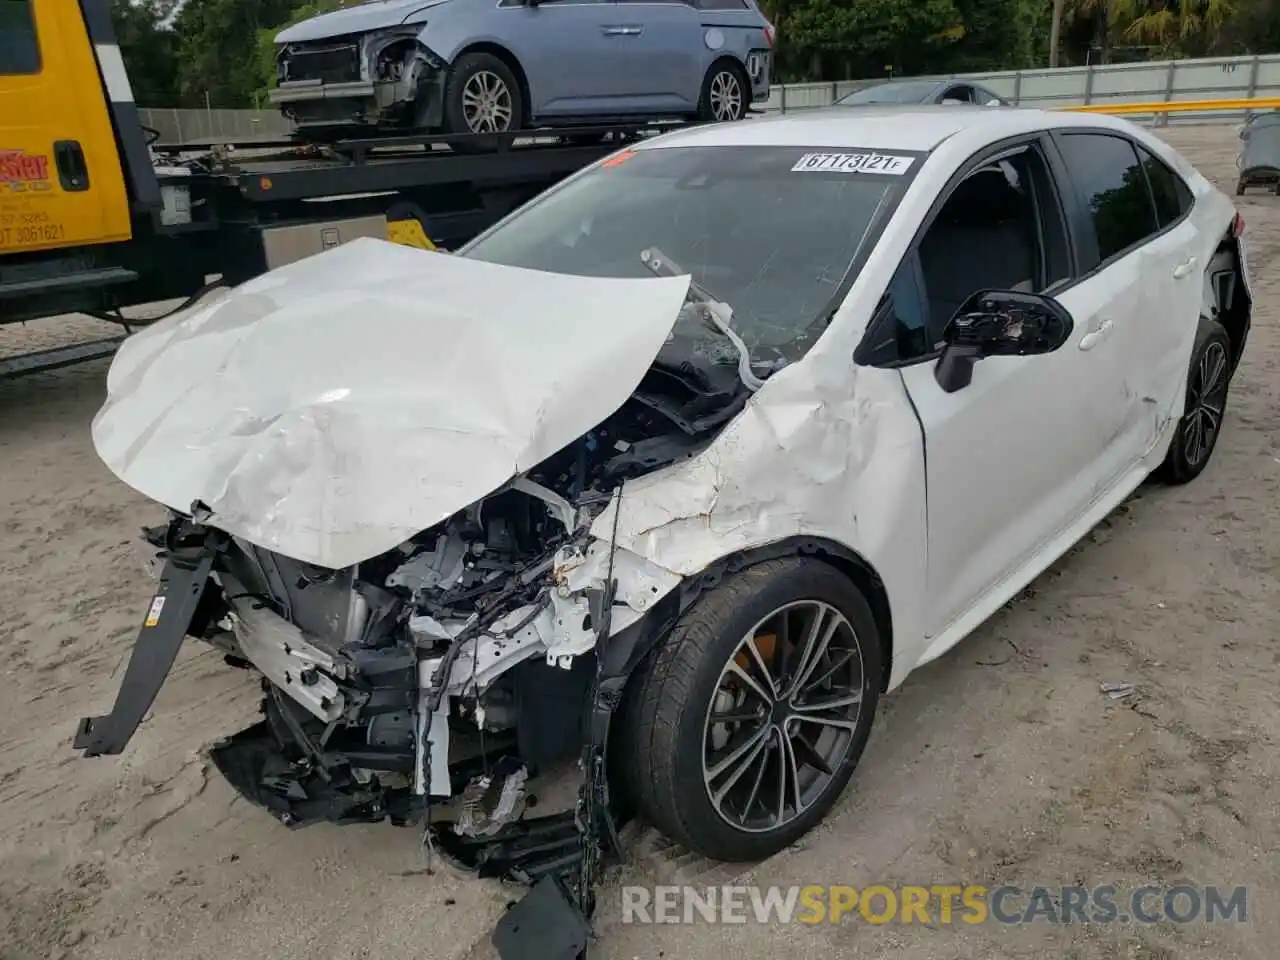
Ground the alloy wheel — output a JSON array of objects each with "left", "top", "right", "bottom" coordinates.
[
  {"left": 701, "top": 600, "right": 865, "bottom": 834},
  {"left": 709, "top": 70, "right": 743, "bottom": 121},
  {"left": 462, "top": 70, "right": 514, "bottom": 133},
  {"left": 1182, "top": 339, "right": 1229, "bottom": 467}
]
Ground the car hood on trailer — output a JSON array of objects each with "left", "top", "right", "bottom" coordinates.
[
  {"left": 90, "top": 238, "right": 691, "bottom": 570},
  {"left": 275, "top": 0, "right": 447, "bottom": 44}
]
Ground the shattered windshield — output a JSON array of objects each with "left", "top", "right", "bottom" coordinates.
[{"left": 460, "top": 145, "right": 911, "bottom": 359}]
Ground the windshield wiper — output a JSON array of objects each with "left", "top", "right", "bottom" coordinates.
[{"left": 639, "top": 247, "right": 765, "bottom": 393}]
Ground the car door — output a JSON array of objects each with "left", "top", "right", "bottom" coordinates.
[
  {"left": 1052, "top": 130, "right": 1188, "bottom": 461},
  {"left": 1134, "top": 141, "right": 1205, "bottom": 424},
  {"left": 609, "top": 0, "right": 702, "bottom": 112},
  {"left": 888, "top": 136, "right": 1134, "bottom": 639},
  {"left": 496, "top": 0, "right": 632, "bottom": 117}
]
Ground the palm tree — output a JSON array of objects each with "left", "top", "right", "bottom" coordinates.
[
  {"left": 1050, "top": 0, "right": 1067, "bottom": 65},
  {"left": 1112, "top": 0, "right": 1236, "bottom": 49}
]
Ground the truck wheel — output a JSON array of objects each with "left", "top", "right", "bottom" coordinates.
[
  {"left": 618, "top": 557, "right": 882, "bottom": 862},
  {"left": 444, "top": 52, "right": 523, "bottom": 152},
  {"left": 696, "top": 61, "right": 748, "bottom": 123},
  {"left": 1156, "top": 317, "right": 1232, "bottom": 485}
]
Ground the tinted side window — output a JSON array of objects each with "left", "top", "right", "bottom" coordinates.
[
  {"left": 0, "top": 0, "right": 40, "bottom": 75},
  {"left": 1057, "top": 133, "right": 1158, "bottom": 264},
  {"left": 1137, "top": 145, "right": 1193, "bottom": 227}
]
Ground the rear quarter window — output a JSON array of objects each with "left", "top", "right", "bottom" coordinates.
[
  {"left": 1137, "top": 144, "right": 1194, "bottom": 228},
  {"left": 0, "top": 0, "right": 40, "bottom": 76}
]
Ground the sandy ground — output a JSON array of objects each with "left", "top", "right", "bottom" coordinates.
[{"left": 1, "top": 124, "right": 1278, "bottom": 960}]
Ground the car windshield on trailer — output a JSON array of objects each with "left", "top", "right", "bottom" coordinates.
[
  {"left": 461, "top": 144, "right": 916, "bottom": 360},
  {"left": 837, "top": 80, "right": 941, "bottom": 105}
]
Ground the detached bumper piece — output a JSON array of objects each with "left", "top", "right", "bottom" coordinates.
[
  {"left": 427, "top": 810, "right": 611, "bottom": 960},
  {"left": 210, "top": 683, "right": 422, "bottom": 828},
  {"left": 74, "top": 525, "right": 220, "bottom": 756}
]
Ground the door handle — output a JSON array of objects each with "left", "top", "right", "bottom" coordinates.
[
  {"left": 601, "top": 25, "right": 641, "bottom": 35},
  {"left": 1172, "top": 256, "right": 1198, "bottom": 279},
  {"left": 53, "top": 140, "right": 90, "bottom": 192},
  {"left": 1078, "top": 317, "right": 1113, "bottom": 351}
]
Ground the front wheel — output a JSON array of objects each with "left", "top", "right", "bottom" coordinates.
[
  {"left": 1157, "top": 317, "right": 1232, "bottom": 485},
  {"left": 618, "top": 557, "right": 882, "bottom": 862},
  {"left": 443, "top": 52, "right": 523, "bottom": 152},
  {"left": 697, "top": 61, "right": 749, "bottom": 123}
]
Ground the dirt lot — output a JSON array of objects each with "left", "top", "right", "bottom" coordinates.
[{"left": 2, "top": 124, "right": 1278, "bottom": 960}]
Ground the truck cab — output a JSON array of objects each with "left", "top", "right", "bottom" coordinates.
[{"left": 0, "top": 0, "right": 133, "bottom": 258}]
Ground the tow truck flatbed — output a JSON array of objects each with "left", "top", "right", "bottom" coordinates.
[{"left": 2, "top": 116, "right": 699, "bottom": 378}]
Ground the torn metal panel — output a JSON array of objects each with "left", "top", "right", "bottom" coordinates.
[
  {"left": 91, "top": 238, "right": 691, "bottom": 570},
  {"left": 589, "top": 348, "right": 929, "bottom": 689}
]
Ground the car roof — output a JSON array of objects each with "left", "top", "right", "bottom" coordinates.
[{"left": 638, "top": 105, "right": 1137, "bottom": 154}]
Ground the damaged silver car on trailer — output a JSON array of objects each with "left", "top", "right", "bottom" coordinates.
[
  {"left": 267, "top": 0, "right": 774, "bottom": 140},
  {"left": 76, "top": 105, "right": 1251, "bottom": 959}
]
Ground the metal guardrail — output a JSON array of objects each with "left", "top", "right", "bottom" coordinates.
[{"left": 761, "top": 53, "right": 1280, "bottom": 125}]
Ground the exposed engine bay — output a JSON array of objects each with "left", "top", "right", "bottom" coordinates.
[
  {"left": 272, "top": 30, "right": 447, "bottom": 132},
  {"left": 74, "top": 343, "right": 747, "bottom": 955}
]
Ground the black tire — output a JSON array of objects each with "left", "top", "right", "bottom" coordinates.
[
  {"left": 1156, "top": 317, "right": 1232, "bottom": 485},
  {"left": 443, "top": 52, "right": 524, "bottom": 152},
  {"left": 696, "top": 60, "right": 749, "bottom": 123},
  {"left": 617, "top": 557, "right": 883, "bottom": 862}
]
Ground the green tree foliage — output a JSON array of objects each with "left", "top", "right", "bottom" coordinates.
[
  {"left": 109, "top": 0, "right": 1280, "bottom": 108},
  {"left": 783, "top": 0, "right": 965, "bottom": 79},
  {"left": 109, "top": 0, "right": 179, "bottom": 106},
  {"left": 171, "top": 0, "right": 298, "bottom": 107},
  {"left": 253, "top": 0, "right": 346, "bottom": 104}
]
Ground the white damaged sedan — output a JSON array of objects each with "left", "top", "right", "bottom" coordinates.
[{"left": 78, "top": 106, "right": 1251, "bottom": 886}]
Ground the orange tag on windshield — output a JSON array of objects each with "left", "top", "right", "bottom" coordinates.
[{"left": 601, "top": 150, "right": 636, "bottom": 169}]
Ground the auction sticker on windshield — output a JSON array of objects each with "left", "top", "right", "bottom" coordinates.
[{"left": 791, "top": 152, "right": 914, "bottom": 175}]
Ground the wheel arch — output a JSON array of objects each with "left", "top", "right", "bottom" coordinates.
[
  {"left": 452, "top": 41, "right": 532, "bottom": 124},
  {"left": 605, "top": 536, "right": 896, "bottom": 696},
  {"left": 1208, "top": 227, "right": 1252, "bottom": 374},
  {"left": 704, "top": 54, "right": 754, "bottom": 106}
]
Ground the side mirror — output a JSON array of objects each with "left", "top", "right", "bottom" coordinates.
[{"left": 934, "top": 289, "right": 1074, "bottom": 393}]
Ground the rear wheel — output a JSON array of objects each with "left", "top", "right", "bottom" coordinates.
[
  {"left": 444, "top": 52, "right": 523, "bottom": 152},
  {"left": 619, "top": 557, "right": 882, "bottom": 862},
  {"left": 1157, "top": 318, "right": 1232, "bottom": 485},
  {"left": 696, "top": 61, "right": 749, "bottom": 123}
]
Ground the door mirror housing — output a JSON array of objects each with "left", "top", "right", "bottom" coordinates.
[{"left": 934, "top": 289, "right": 1075, "bottom": 393}]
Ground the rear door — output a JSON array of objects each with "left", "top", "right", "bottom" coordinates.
[
  {"left": 0, "top": 0, "right": 130, "bottom": 254},
  {"left": 1052, "top": 131, "right": 1189, "bottom": 461}
]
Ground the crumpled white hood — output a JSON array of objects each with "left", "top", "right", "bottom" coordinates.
[{"left": 92, "top": 238, "right": 690, "bottom": 569}]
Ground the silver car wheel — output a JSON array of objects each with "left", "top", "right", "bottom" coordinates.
[
  {"left": 1182, "top": 339, "right": 1229, "bottom": 467},
  {"left": 462, "top": 70, "right": 514, "bottom": 134},
  {"left": 701, "top": 600, "right": 864, "bottom": 834},
  {"left": 709, "top": 70, "right": 743, "bottom": 121}
]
